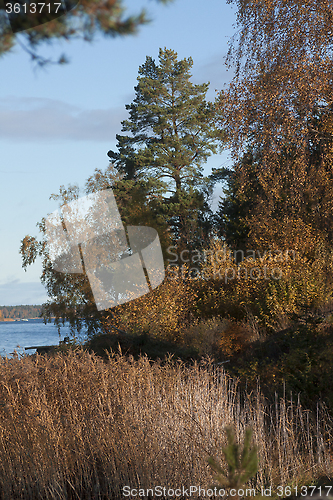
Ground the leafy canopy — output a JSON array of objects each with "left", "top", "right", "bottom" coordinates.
[
  {"left": 219, "top": 0, "right": 333, "bottom": 159},
  {"left": 214, "top": 0, "right": 333, "bottom": 256}
]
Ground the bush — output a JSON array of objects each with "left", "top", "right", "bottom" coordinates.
[
  {"left": 86, "top": 331, "right": 199, "bottom": 361},
  {"left": 192, "top": 239, "right": 333, "bottom": 332},
  {"left": 105, "top": 266, "right": 199, "bottom": 343},
  {"left": 227, "top": 319, "right": 333, "bottom": 412}
]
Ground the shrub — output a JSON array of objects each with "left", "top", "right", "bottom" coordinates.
[{"left": 193, "top": 239, "right": 333, "bottom": 333}]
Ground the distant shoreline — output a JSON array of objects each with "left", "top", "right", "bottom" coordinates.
[
  {"left": 0, "top": 305, "right": 43, "bottom": 321},
  {"left": 0, "top": 317, "right": 44, "bottom": 322}
]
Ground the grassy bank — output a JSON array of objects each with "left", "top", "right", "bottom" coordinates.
[{"left": 0, "top": 350, "right": 332, "bottom": 499}]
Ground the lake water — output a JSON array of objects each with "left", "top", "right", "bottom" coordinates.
[{"left": 0, "top": 319, "right": 87, "bottom": 358}]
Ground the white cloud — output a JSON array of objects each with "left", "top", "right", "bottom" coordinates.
[
  {"left": 193, "top": 53, "right": 236, "bottom": 100},
  {"left": 0, "top": 280, "right": 48, "bottom": 306},
  {"left": 0, "top": 97, "right": 128, "bottom": 142}
]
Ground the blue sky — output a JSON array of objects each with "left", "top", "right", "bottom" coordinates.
[{"left": 0, "top": 0, "right": 236, "bottom": 306}]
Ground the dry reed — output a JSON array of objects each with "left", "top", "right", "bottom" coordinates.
[{"left": 0, "top": 350, "right": 331, "bottom": 499}]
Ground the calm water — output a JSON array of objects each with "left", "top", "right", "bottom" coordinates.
[{"left": 0, "top": 319, "right": 87, "bottom": 358}]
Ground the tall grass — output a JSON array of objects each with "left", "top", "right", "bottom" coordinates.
[{"left": 0, "top": 350, "right": 332, "bottom": 499}]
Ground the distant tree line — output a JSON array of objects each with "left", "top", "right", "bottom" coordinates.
[{"left": 0, "top": 305, "right": 42, "bottom": 320}]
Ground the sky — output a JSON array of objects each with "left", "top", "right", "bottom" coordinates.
[{"left": 0, "top": 0, "right": 237, "bottom": 306}]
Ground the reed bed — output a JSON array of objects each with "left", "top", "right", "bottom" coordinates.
[{"left": 0, "top": 350, "right": 332, "bottom": 499}]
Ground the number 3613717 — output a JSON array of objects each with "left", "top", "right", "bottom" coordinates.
[
  {"left": 5, "top": 3, "right": 62, "bottom": 14},
  {"left": 277, "top": 486, "right": 333, "bottom": 497}
]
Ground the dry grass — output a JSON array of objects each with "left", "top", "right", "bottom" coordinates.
[{"left": 0, "top": 350, "right": 332, "bottom": 499}]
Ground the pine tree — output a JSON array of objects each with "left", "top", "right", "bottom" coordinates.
[
  {"left": 19, "top": 49, "right": 225, "bottom": 334},
  {"left": 213, "top": 150, "right": 263, "bottom": 254},
  {"left": 208, "top": 427, "right": 258, "bottom": 499},
  {"left": 108, "top": 48, "right": 225, "bottom": 254}
]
